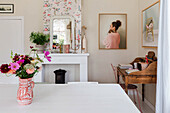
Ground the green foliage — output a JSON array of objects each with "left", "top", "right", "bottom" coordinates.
[
  {"left": 59, "top": 39, "right": 64, "bottom": 46},
  {"left": 30, "top": 32, "right": 50, "bottom": 45},
  {"left": 10, "top": 50, "right": 13, "bottom": 59},
  {"left": 15, "top": 67, "right": 38, "bottom": 79}
]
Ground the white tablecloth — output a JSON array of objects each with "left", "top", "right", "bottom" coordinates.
[{"left": 0, "top": 84, "right": 140, "bottom": 113}]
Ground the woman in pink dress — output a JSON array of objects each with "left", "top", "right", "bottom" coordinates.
[{"left": 103, "top": 20, "right": 121, "bottom": 49}]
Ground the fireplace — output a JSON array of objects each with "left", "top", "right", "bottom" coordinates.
[{"left": 33, "top": 53, "right": 89, "bottom": 83}]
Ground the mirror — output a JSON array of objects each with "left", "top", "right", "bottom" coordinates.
[{"left": 50, "top": 16, "right": 76, "bottom": 53}]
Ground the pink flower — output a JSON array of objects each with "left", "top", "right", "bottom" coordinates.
[
  {"left": 26, "top": 68, "right": 35, "bottom": 74},
  {"left": 17, "top": 59, "right": 25, "bottom": 65},
  {"left": 7, "top": 69, "right": 16, "bottom": 74},
  {"left": 45, "top": 28, "right": 48, "bottom": 31},
  {"left": 44, "top": 51, "right": 51, "bottom": 62},
  {"left": 44, "top": 4, "right": 48, "bottom": 7},
  {"left": 9, "top": 63, "right": 20, "bottom": 71}
]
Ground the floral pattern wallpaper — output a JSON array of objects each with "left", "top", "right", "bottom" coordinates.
[{"left": 43, "top": 0, "right": 81, "bottom": 51}]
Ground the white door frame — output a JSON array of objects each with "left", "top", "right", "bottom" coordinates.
[{"left": 0, "top": 16, "right": 24, "bottom": 53}]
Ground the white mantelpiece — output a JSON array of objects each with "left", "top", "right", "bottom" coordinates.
[{"left": 34, "top": 53, "right": 89, "bottom": 83}]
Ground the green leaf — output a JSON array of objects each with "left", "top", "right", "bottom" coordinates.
[
  {"left": 30, "top": 32, "right": 50, "bottom": 45},
  {"left": 10, "top": 50, "right": 13, "bottom": 59}
]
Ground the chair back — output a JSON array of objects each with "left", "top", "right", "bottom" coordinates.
[
  {"left": 111, "top": 64, "right": 117, "bottom": 82},
  {"left": 68, "top": 82, "right": 98, "bottom": 85}
]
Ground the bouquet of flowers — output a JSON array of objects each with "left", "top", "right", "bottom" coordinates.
[{"left": 0, "top": 46, "right": 51, "bottom": 79}]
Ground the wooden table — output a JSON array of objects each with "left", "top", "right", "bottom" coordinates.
[
  {"left": 0, "top": 84, "right": 140, "bottom": 113},
  {"left": 117, "top": 61, "right": 157, "bottom": 101}
]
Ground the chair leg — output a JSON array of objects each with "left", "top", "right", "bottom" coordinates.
[
  {"left": 133, "top": 89, "right": 136, "bottom": 104},
  {"left": 136, "top": 89, "right": 142, "bottom": 113}
]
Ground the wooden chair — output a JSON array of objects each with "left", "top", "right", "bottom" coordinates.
[{"left": 111, "top": 64, "right": 142, "bottom": 113}]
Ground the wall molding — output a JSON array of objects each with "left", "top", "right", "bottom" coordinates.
[{"left": 0, "top": 16, "right": 24, "bottom": 54}]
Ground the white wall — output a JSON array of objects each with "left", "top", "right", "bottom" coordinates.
[{"left": 82, "top": 0, "right": 139, "bottom": 83}]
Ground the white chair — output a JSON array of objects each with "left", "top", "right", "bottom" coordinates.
[{"left": 67, "top": 82, "right": 98, "bottom": 85}]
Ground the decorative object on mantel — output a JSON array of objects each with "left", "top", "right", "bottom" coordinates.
[
  {"left": 70, "top": 22, "right": 80, "bottom": 54},
  {"left": 82, "top": 26, "right": 87, "bottom": 53},
  {"left": 0, "top": 4, "right": 14, "bottom": 13},
  {"left": 30, "top": 32, "right": 50, "bottom": 53},
  {"left": 63, "top": 44, "right": 70, "bottom": 53},
  {"left": 0, "top": 47, "right": 51, "bottom": 105},
  {"left": 59, "top": 39, "right": 64, "bottom": 53}
]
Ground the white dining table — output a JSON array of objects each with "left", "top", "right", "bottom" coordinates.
[{"left": 0, "top": 84, "right": 140, "bottom": 113}]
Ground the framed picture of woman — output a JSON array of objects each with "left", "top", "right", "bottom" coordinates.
[
  {"left": 142, "top": 1, "right": 160, "bottom": 48},
  {"left": 98, "top": 13, "right": 127, "bottom": 50}
]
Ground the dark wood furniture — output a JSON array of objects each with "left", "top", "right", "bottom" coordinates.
[{"left": 117, "top": 58, "right": 157, "bottom": 101}]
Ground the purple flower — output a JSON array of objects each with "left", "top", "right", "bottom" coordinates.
[
  {"left": 30, "top": 46, "right": 34, "bottom": 49},
  {"left": 9, "top": 63, "right": 20, "bottom": 71},
  {"left": 0, "top": 64, "right": 10, "bottom": 73},
  {"left": 23, "top": 58, "right": 31, "bottom": 66},
  {"left": 17, "top": 59, "right": 25, "bottom": 65},
  {"left": 30, "top": 46, "right": 37, "bottom": 51},
  {"left": 13, "top": 55, "right": 20, "bottom": 62},
  {"left": 44, "top": 51, "right": 51, "bottom": 62}
]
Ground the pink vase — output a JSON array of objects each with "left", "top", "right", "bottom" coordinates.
[
  {"left": 63, "top": 45, "right": 70, "bottom": 53},
  {"left": 17, "top": 78, "right": 34, "bottom": 105}
]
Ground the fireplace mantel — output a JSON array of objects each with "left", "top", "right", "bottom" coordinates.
[{"left": 34, "top": 53, "right": 89, "bottom": 82}]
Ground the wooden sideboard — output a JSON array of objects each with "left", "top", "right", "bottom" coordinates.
[{"left": 117, "top": 57, "right": 157, "bottom": 101}]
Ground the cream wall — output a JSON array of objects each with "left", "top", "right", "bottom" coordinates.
[
  {"left": 0, "top": 0, "right": 44, "bottom": 53},
  {"left": 82, "top": 0, "right": 139, "bottom": 83},
  {"left": 138, "top": 0, "right": 159, "bottom": 108}
]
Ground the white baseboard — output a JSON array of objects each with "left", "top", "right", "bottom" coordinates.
[{"left": 138, "top": 93, "right": 155, "bottom": 112}]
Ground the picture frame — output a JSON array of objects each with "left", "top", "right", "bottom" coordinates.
[
  {"left": 0, "top": 4, "right": 14, "bottom": 13},
  {"left": 98, "top": 13, "right": 127, "bottom": 50},
  {"left": 142, "top": 1, "right": 160, "bottom": 48}
]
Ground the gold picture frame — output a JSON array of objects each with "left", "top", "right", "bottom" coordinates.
[
  {"left": 98, "top": 13, "right": 127, "bottom": 50},
  {"left": 142, "top": 1, "right": 160, "bottom": 48}
]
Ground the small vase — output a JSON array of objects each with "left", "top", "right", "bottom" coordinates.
[
  {"left": 82, "top": 34, "right": 87, "bottom": 53},
  {"left": 63, "top": 44, "right": 70, "bottom": 53},
  {"left": 35, "top": 45, "right": 45, "bottom": 54},
  {"left": 59, "top": 45, "right": 63, "bottom": 53},
  {"left": 17, "top": 78, "right": 34, "bottom": 105}
]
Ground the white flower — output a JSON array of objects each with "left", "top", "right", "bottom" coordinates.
[{"left": 31, "top": 59, "right": 42, "bottom": 69}]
